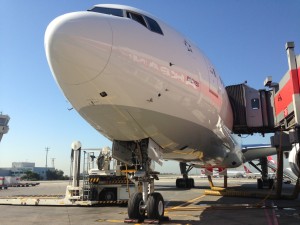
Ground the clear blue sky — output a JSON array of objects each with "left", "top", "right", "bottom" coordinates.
[{"left": 1, "top": 0, "right": 300, "bottom": 175}]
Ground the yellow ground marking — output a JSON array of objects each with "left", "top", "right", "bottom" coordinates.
[{"left": 166, "top": 194, "right": 206, "bottom": 211}]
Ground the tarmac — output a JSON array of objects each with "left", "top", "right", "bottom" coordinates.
[{"left": 0, "top": 177, "right": 300, "bottom": 225}]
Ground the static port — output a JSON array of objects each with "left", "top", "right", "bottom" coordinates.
[{"left": 100, "top": 92, "right": 108, "bottom": 97}]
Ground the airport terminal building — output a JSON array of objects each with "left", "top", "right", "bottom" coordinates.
[{"left": 0, "top": 162, "right": 54, "bottom": 180}]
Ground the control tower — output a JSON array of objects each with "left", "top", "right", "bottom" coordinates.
[{"left": 0, "top": 113, "right": 10, "bottom": 142}]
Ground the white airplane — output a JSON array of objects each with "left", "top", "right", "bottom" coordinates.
[{"left": 44, "top": 4, "right": 299, "bottom": 221}]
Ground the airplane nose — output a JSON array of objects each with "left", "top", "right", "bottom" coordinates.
[{"left": 45, "top": 12, "right": 112, "bottom": 85}]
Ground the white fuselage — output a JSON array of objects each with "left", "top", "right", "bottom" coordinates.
[{"left": 45, "top": 4, "right": 243, "bottom": 168}]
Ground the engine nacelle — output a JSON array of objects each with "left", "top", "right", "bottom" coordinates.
[{"left": 288, "top": 144, "right": 300, "bottom": 177}]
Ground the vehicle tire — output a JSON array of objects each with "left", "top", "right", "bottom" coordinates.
[
  {"left": 90, "top": 187, "right": 98, "bottom": 200},
  {"left": 99, "top": 188, "right": 117, "bottom": 201},
  {"left": 147, "top": 192, "right": 164, "bottom": 220},
  {"left": 128, "top": 192, "right": 145, "bottom": 220}
]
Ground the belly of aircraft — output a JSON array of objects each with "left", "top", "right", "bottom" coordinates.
[{"left": 79, "top": 104, "right": 231, "bottom": 166}]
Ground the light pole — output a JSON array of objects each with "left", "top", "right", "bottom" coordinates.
[
  {"left": 51, "top": 158, "right": 56, "bottom": 168},
  {"left": 45, "top": 147, "right": 50, "bottom": 168}
]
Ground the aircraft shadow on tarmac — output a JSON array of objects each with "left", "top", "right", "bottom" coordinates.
[{"left": 156, "top": 182, "right": 300, "bottom": 224}]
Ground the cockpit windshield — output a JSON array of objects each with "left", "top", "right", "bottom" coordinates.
[
  {"left": 88, "top": 7, "right": 124, "bottom": 17},
  {"left": 126, "top": 11, "right": 163, "bottom": 35},
  {"left": 88, "top": 6, "right": 163, "bottom": 35}
]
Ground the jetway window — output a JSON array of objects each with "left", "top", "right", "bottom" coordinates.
[
  {"left": 88, "top": 7, "right": 124, "bottom": 17},
  {"left": 251, "top": 98, "right": 260, "bottom": 110}
]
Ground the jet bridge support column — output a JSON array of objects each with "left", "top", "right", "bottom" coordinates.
[
  {"left": 257, "top": 157, "right": 274, "bottom": 189},
  {"left": 260, "top": 157, "right": 268, "bottom": 182},
  {"left": 276, "top": 146, "right": 284, "bottom": 197}
]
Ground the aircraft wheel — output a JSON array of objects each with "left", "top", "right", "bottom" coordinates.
[
  {"left": 188, "top": 178, "right": 195, "bottom": 188},
  {"left": 147, "top": 192, "right": 164, "bottom": 220},
  {"left": 128, "top": 192, "right": 145, "bottom": 220},
  {"left": 257, "top": 178, "right": 263, "bottom": 189},
  {"left": 176, "top": 178, "right": 194, "bottom": 188},
  {"left": 176, "top": 178, "right": 186, "bottom": 188},
  {"left": 268, "top": 178, "right": 274, "bottom": 189}
]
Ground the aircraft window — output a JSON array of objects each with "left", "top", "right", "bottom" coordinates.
[
  {"left": 251, "top": 98, "right": 260, "bottom": 110},
  {"left": 0, "top": 118, "right": 6, "bottom": 125},
  {"left": 88, "top": 7, "right": 124, "bottom": 17},
  {"left": 144, "top": 16, "right": 163, "bottom": 35},
  {"left": 126, "top": 12, "right": 147, "bottom": 28}
]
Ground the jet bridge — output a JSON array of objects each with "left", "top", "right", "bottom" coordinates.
[
  {"left": 226, "top": 42, "right": 300, "bottom": 136},
  {"left": 226, "top": 42, "right": 300, "bottom": 193},
  {"left": 226, "top": 83, "right": 275, "bottom": 134}
]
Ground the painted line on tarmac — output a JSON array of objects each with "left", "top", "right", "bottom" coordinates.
[
  {"left": 166, "top": 194, "right": 206, "bottom": 211},
  {"left": 97, "top": 219, "right": 124, "bottom": 223},
  {"left": 264, "top": 201, "right": 279, "bottom": 225}
]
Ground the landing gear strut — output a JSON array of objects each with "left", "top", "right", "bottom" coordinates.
[
  {"left": 126, "top": 139, "right": 165, "bottom": 222},
  {"left": 250, "top": 157, "right": 274, "bottom": 189},
  {"left": 176, "top": 162, "right": 195, "bottom": 188}
]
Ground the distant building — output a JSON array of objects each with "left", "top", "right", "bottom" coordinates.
[
  {"left": 0, "top": 168, "right": 11, "bottom": 176},
  {"left": 0, "top": 162, "right": 54, "bottom": 180}
]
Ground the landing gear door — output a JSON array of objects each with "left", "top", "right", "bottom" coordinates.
[
  {"left": 147, "top": 139, "right": 163, "bottom": 166},
  {"left": 112, "top": 140, "right": 134, "bottom": 165}
]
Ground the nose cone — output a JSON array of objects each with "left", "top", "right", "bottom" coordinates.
[{"left": 45, "top": 12, "right": 112, "bottom": 85}]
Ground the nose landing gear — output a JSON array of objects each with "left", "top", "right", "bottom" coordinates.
[
  {"left": 127, "top": 192, "right": 145, "bottom": 220},
  {"left": 124, "top": 139, "right": 168, "bottom": 223}
]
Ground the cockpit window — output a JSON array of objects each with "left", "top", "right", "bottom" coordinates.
[
  {"left": 88, "top": 7, "right": 124, "bottom": 17},
  {"left": 126, "top": 11, "right": 163, "bottom": 35},
  {"left": 88, "top": 7, "right": 164, "bottom": 35},
  {"left": 144, "top": 16, "right": 163, "bottom": 35},
  {"left": 126, "top": 12, "right": 147, "bottom": 28}
]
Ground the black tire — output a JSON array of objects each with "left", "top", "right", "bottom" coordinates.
[
  {"left": 128, "top": 192, "right": 145, "bottom": 220},
  {"left": 176, "top": 178, "right": 194, "bottom": 188},
  {"left": 176, "top": 178, "right": 187, "bottom": 188},
  {"left": 257, "top": 178, "right": 263, "bottom": 189},
  {"left": 99, "top": 188, "right": 117, "bottom": 201},
  {"left": 268, "top": 179, "right": 274, "bottom": 189},
  {"left": 147, "top": 192, "right": 164, "bottom": 220},
  {"left": 90, "top": 188, "right": 98, "bottom": 200},
  {"left": 188, "top": 178, "right": 195, "bottom": 188}
]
